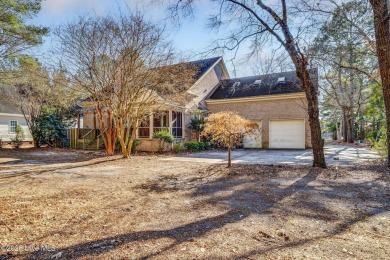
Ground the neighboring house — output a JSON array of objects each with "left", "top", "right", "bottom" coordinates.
[
  {"left": 206, "top": 70, "right": 318, "bottom": 149},
  {"left": 72, "top": 57, "right": 317, "bottom": 151},
  {"left": 0, "top": 87, "right": 33, "bottom": 147}
]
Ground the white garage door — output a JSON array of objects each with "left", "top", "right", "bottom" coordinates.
[
  {"left": 269, "top": 119, "right": 305, "bottom": 149},
  {"left": 243, "top": 120, "right": 262, "bottom": 148}
]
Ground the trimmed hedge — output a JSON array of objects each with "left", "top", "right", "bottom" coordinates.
[{"left": 184, "top": 141, "right": 211, "bottom": 152}]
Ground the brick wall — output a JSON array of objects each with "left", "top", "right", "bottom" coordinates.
[{"left": 206, "top": 96, "right": 312, "bottom": 148}]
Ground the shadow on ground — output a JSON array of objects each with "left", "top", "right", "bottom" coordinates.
[
  {"left": 0, "top": 148, "right": 104, "bottom": 166},
  {"left": 15, "top": 164, "right": 390, "bottom": 259}
]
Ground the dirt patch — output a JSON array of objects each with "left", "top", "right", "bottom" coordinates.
[{"left": 0, "top": 149, "right": 389, "bottom": 259}]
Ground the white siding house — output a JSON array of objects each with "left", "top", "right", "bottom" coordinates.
[{"left": 0, "top": 89, "right": 33, "bottom": 145}]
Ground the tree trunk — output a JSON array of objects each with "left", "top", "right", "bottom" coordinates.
[
  {"left": 33, "top": 136, "right": 40, "bottom": 148},
  {"left": 97, "top": 106, "right": 116, "bottom": 156},
  {"left": 348, "top": 38, "right": 355, "bottom": 144},
  {"left": 370, "top": 0, "right": 390, "bottom": 165},
  {"left": 342, "top": 108, "right": 347, "bottom": 142},
  {"left": 347, "top": 108, "right": 354, "bottom": 143},
  {"left": 296, "top": 67, "right": 326, "bottom": 168},
  {"left": 123, "top": 122, "right": 138, "bottom": 158},
  {"left": 122, "top": 138, "right": 133, "bottom": 159},
  {"left": 333, "top": 110, "right": 339, "bottom": 140},
  {"left": 332, "top": 131, "right": 337, "bottom": 141},
  {"left": 279, "top": 24, "right": 326, "bottom": 167},
  {"left": 227, "top": 135, "right": 232, "bottom": 168},
  {"left": 104, "top": 129, "right": 116, "bottom": 156}
]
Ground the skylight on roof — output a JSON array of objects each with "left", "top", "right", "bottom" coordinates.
[
  {"left": 254, "top": 79, "right": 262, "bottom": 85},
  {"left": 277, "top": 77, "right": 286, "bottom": 82}
]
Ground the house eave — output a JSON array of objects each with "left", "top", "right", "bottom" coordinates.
[
  {"left": 0, "top": 113, "right": 28, "bottom": 118},
  {"left": 205, "top": 93, "right": 306, "bottom": 104}
]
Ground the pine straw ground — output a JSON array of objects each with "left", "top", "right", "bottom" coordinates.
[{"left": 0, "top": 149, "right": 390, "bottom": 260}]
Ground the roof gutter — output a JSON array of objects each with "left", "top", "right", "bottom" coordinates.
[{"left": 205, "top": 93, "right": 306, "bottom": 104}]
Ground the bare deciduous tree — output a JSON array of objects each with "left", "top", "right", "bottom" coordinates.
[
  {"left": 162, "top": 0, "right": 327, "bottom": 167},
  {"left": 202, "top": 111, "right": 258, "bottom": 167},
  {"left": 54, "top": 13, "right": 196, "bottom": 157}
]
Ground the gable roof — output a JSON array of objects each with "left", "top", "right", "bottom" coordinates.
[
  {"left": 164, "top": 57, "right": 224, "bottom": 107},
  {"left": 208, "top": 69, "right": 318, "bottom": 100},
  {"left": 0, "top": 85, "right": 22, "bottom": 114},
  {"left": 186, "top": 56, "right": 222, "bottom": 82}
]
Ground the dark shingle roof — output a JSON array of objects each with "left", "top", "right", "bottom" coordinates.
[
  {"left": 209, "top": 69, "right": 318, "bottom": 100},
  {"left": 186, "top": 57, "right": 221, "bottom": 81},
  {"left": 0, "top": 85, "right": 22, "bottom": 114}
]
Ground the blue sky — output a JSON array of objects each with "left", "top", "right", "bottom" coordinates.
[{"left": 29, "top": 0, "right": 275, "bottom": 76}]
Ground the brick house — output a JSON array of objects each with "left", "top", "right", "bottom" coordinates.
[
  {"left": 206, "top": 70, "right": 317, "bottom": 149},
  {"left": 72, "top": 57, "right": 316, "bottom": 151},
  {"left": 72, "top": 57, "right": 230, "bottom": 151}
]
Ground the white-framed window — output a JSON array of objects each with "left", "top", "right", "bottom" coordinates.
[
  {"left": 9, "top": 120, "right": 17, "bottom": 134},
  {"left": 153, "top": 111, "right": 169, "bottom": 133},
  {"left": 138, "top": 115, "right": 150, "bottom": 138},
  {"left": 172, "top": 111, "right": 183, "bottom": 138}
]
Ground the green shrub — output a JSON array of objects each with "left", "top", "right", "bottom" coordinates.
[
  {"left": 131, "top": 138, "right": 140, "bottom": 154},
  {"left": 173, "top": 142, "right": 183, "bottom": 154},
  {"left": 12, "top": 125, "right": 25, "bottom": 149},
  {"left": 153, "top": 130, "right": 174, "bottom": 152},
  {"left": 373, "top": 138, "right": 388, "bottom": 158},
  {"left": 32, "top": 107, "right": 76, "bottom": 147},
  {"left": 367, "top": 124, "right": 387, "bottom": 158},
  {"left": 189, "top": 115, "right": 205, "bottom": 141},
  {"left": 184, "top": 141, "right": 198, "bottom": 151},
  {"left": 184, "top": 141, "right": 211, "bottom": 152}
]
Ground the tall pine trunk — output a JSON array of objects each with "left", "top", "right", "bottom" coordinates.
[
  {"left": 370, "top": 0, "right": 390, "bottom": 165},
  {"left": 347, "top": 109, "right": 354, "bottom": 143},
  {"left": 348, "top": 38, "right": 355, "bottom": 144},
  {"left": 342, "top": 108, "right": 348, "bottom": 141}
]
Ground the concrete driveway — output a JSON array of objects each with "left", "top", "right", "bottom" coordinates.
[{"left": 162, "top": 145, "right": 381, "bottom": 166}]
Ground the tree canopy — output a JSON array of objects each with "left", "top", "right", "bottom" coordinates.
[
  {"left": 203, "top": 111, "right": 258, "bottom": 167},
  {"left": 0, "top": 0, "right": 48, "bottom": 71}
]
